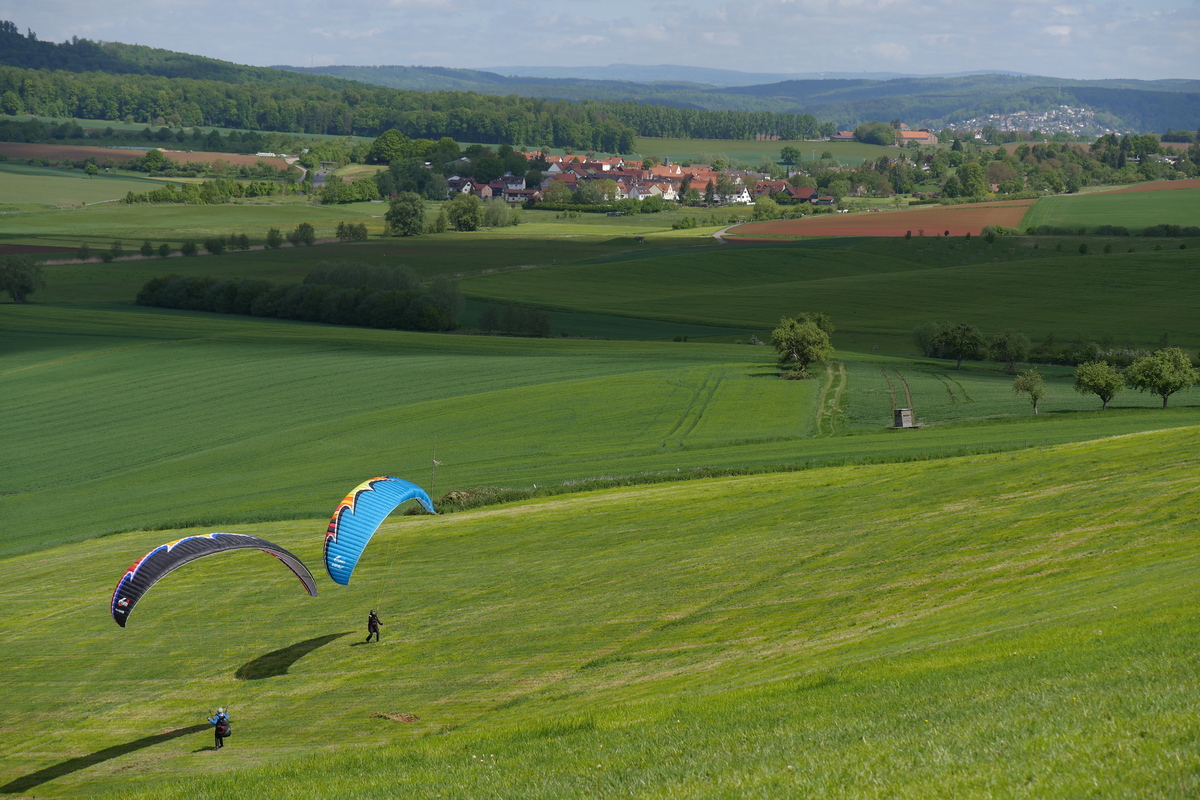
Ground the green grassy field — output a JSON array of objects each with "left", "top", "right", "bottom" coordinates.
[
  {"left": 2, "top": 426, "right": 1198, "bottom": 797},
  {"left": 1019, "top": 188, "right": 1200, "bottom": 232},
  {"left": 5, "top": 300, "right": 1200, "bottom": 560}
]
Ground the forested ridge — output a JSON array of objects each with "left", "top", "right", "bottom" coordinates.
[
  {"left": 0, "top": 22, "right": 829, "bottom": 145},
  {"left": 1, "top": 21, "right": 1194, "bottom": 144},
  {"left": 292, "top": 63, "right": 1200, "bottom": 133}
]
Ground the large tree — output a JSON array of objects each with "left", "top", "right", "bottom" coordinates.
[
  {"left": 780, "top": 145, "right": 801, "bottom": 165},
  {"left": 385, "top": 192, "right": 426, "bottom": 237},
  {"left": 932, "top": 322, "right": 984, "bottom": 370},
  {"left": 444, "top": 193, "right": 483, "bottom": 231},
  {"left": 0, "top": 255, "right": 45, "bottom": 303},
  {"left": 1012, "top": 369, "right": 1046, "bottom": 415},
  {"left": 989, "top": 328, "right": 1031, "bottom": 373},
  {"left": 1073, "top": 360, "right": 1125, "bottom": 410},
  {"left": 958, "top": 162, "right": 987, "bottom": 197},
  {"left": 771, "top": 316, "right": 833, "bottom": 379},
  {"left": 1126, "top": 347, "right": 1199, "bottom": 407}
]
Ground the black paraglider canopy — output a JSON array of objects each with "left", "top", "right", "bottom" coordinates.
[{"left": 110, "top": 532, "right": 318, "bottom": 627}]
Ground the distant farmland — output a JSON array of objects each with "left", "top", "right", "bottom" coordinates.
[
  {"left": 0, "top": 142, "right": 291, "bottom": 169},
  {"left": 730, "top": 199, "right": 1035, "bottom": 238}
]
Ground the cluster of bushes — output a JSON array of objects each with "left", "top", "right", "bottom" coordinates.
[
  {"left": 937, "top": 191, "right": 1040, "bottom": 205},
  {"left": 478, "top": 303, "right": 551, "bottom": 337},
  {"left": 1143, "top": 224, "right": 1200, "bottom": 237},
  {"left": 318, "top": 176, "right": 381, "bottom": 204},
  {"left": 1026, "top": 223, "right": 1200, "bottom": 237},
  {"left": 335, "top": 222, "right": 368, "bottom": 242},
  {"left": 124, "top": 178, "right": 285, "bottom": 205},
  {"left": 914, "top": 320, "right": 1188, "bottom": 370},
  {"left": 135, "top": 261, "right": 463, "bottom": 332},
  {"left": 526, "top": 202, "right": 617, "bottom": 214},
  {"left": 672, "top": 216, "right": 703, "bottom": 230}
]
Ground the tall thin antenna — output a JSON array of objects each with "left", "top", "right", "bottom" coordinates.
[{"left": 431, "top": 444, "right": 440, "bottom": 502}]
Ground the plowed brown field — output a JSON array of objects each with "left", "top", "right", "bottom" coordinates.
[
  {"left": 0, "top": 142, "right": 290, "bottom": 169},
  {"left": 730, "top": 198, "right": 1036, "bottom": 238},
  {"left": 1108, "top": 178, "right": 1200, "bottom": 193}
]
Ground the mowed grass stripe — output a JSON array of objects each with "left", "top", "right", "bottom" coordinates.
[{"left": 1, "top": 426, "right": 1197, "bottom": 797}]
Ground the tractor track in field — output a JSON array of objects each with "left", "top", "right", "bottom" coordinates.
[
  {"left": 814, "top": 361, "right": 848, "bottom": 436},
  {"left": 661, "top": 369, "right": 722, "bottom": 446}
]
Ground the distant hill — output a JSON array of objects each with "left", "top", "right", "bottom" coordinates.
[
  {"left": 0, "top": 20, "right": 348, "bottom": 87},
  {"left": 480, "top": 64, "right": 1033, "bottom": 86},
  {"left": 284, "top": 63, "right": 1200, "bottom": 132}
]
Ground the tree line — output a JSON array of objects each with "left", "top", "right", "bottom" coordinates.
[{"left": 135, "top": 261, "right": 464, "bottom": 332}]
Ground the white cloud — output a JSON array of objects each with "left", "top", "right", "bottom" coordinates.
[
  {"left": 9, "top": 0, "right": 1199, "bottom": 79},
  {"left": 869, "top": 42, "right": 911, "bottom": 62}
]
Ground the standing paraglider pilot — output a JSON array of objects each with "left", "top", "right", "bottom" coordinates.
[
  {"left": 208, "top": 707, "right": 230, "bottom": 749},
  {"left": 366, "top": 610, "right": 381, "bottom": 643}
]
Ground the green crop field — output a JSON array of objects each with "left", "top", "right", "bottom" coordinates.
[
  {"left": 1020, "top": 188, "right": 1200, "bottom": 232},
  {"left": 458, "top": 238, "right": 1200, "bottom": 352},
  {"left": 0, "top": 114, "right": 373, "bottom": 142},
  {"left": 0, "top": 199, "right": 385, "bottom": 251},
  {"left": 0, "top": 163, "right": 164, "bottom": 211},
  {"left": 633, "top": 137, "right": 904, "bottom": 166},
  {"left": 2, "top": 427, "right": 1199, "bottom": 798}
]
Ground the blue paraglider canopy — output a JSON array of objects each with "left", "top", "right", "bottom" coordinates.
[{"left": 323, "top": 476, "right": 435, "bottom": 585}]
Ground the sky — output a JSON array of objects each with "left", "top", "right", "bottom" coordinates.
[{"left": 3, "top": 0, "right": 1197, "bottom": 81}]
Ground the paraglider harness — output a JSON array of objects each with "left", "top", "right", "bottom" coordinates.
[{"left": 210, "top": 711, "right": 231, "bottom": 738}]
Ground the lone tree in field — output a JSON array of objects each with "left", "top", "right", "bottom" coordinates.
[
  {"left": 0, "top": 255, "right": 45, "bottom": 303},
  {"left": 989, "top": 328, "right": 1030, "bottom": 373},
  {"left": 1126, "top": 347, "right": 1199, "bottom": 408},
  {"left": 932, "top": 322, "right": 985, "bottom": 370},
  {"left": 385, "top": 191, "right": 426, "bottom": 237},
  {"left": 772, "top": 315, "right": 833, "bottom": 379},
  {"left": 1073, "top": 360, "right": 1125, "bottom": 410},
  {"left": 1012, "top": 368, "right": 1046, "bottom": 414}
]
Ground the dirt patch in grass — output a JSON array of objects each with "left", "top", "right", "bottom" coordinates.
[
  {"left": 729, "top": 199, "right": 1036, "bottom": 238},
  {"left": 371, "top": 712, "right": 420, "bottom": 723},
  {"left": 0, "top": 142, "right": 291, "bottom": 169}
]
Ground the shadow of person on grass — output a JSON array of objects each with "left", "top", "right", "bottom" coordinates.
[
  {"left": 235, "top": 632, "right": 352, "bottom": 680},
  {"left": 1, "top": 724, "right": 209, "bottom": 794}
]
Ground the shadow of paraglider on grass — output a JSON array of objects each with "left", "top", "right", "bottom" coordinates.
[
  {"left": 234, "top": 632, "right": 352, "bottom": 680},
  {"left": 0, "top": 724, "right": 209, "bottom": 794}
]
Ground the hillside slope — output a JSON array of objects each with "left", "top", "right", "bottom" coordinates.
[{"left": 2, "top": 426, "right": 1198, "bottom": 797}]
